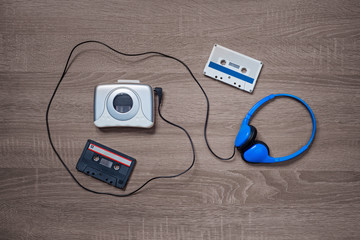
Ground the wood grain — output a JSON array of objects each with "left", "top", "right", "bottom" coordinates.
[{"left": 0, "top": 0, "right": 360, "bottom": 239}]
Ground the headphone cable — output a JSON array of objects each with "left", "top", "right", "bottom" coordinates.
[{"left": 46, "top": 40, "right": 234, "bottom": 197}]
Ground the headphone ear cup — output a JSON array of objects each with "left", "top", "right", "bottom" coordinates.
[
  {"left": 238, "top": 125, "right": 257, "bottom": 152},
  {"left": 254, "top": 141, "right": 270, "bottom": 155},
  {"left": 249, "top": 125, "right": 257, "bottom": 140},
  {"left": 242, "top": 141, "right": 271, "bottom": 163}
]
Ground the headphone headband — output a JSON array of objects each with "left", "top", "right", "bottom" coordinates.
[
  {"left": 241, "top": 94, "right": 316, "bottom": 162},
  {"left": 243, "top": 94, "right": 275, "bottom": 124}
]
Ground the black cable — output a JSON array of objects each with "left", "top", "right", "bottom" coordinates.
[{"left": 46, "top": 40, "right": 234, "bottom": 197}]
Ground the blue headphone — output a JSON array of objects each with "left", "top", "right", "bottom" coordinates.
[{"left": 235, "top": 94, "right": 316, "bottom": 163}]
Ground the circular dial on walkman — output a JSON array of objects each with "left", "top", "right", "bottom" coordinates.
[
  {"left": 106, "top": 88, "right": 140, "bottom": 121},
  {"left": 113, "top": 93, "right": 133, "bottom": 113}
]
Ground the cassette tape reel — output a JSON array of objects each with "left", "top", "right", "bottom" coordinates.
[{"left": 203, "top": 44, "right": 263, "bottom": 93}]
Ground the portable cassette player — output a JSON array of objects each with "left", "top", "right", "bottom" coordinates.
[{"left": 94, "top": 80, "right": 154, "bottom": 128}]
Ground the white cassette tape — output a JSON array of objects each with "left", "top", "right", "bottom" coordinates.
[{"left": 203, "top": 44, "right": 263, "bottom": 93}]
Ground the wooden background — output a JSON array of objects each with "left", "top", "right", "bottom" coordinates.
[{"left": 1, "top": 0, "right": 359, "bottom": 239}]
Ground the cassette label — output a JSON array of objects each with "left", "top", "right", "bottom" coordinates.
[
  {"left": 76, "top": 140, "right": 136, "bottom": 189},
  {"left": 203, "top": 44, "right": 263, "bottom": 93},
  {"left": 88, "top": 143, "right": 132, "bottom": 167},
  {"left": 208, "top": 61, "right": 254, "bottom": 84}
]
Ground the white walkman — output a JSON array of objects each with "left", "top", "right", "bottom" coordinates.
[{"left": 94, "top": 80, "right": 154, "bottom": 128}]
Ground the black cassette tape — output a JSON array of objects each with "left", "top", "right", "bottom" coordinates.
[{"left": 76, "top": 140, "right": 136, "bottom": 189}]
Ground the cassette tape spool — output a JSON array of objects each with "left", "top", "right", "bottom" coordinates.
[
  {"left": 76, "top": 140, "right": 136, "bottom": 189},
  {"left": 203, "top": 44, "right": 263, "bottom": 93}
]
